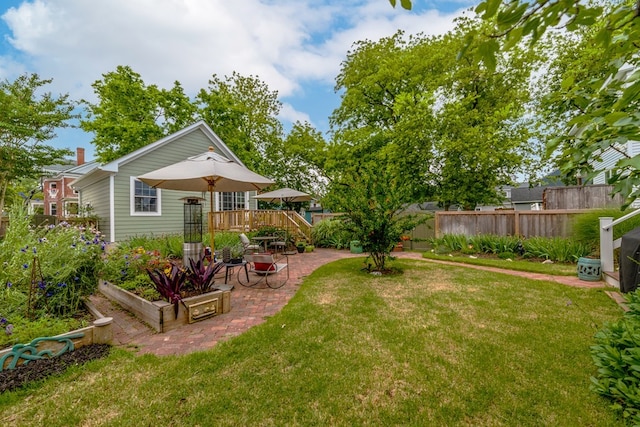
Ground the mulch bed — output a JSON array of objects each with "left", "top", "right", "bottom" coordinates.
[{"left": 0, "top": 344, "right": 111, "bottom": 393}]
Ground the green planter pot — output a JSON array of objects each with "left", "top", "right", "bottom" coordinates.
[
  {"left": 577, "top": 257, "right": 601, "bottom": 281},
  {"left": 350, "top": 240, "right": 363, "bottom": 254}
]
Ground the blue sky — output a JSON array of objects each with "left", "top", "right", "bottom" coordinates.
[{"left": 0, "top": 0, "right": 476, "bottom": 161}]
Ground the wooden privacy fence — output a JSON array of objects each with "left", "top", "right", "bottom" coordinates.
[
  {"left": 435, "top": 209, "right": 590, "bottom": 238},
  {"left": 543, "top": 184, "right": 623, "bottom": 209}
]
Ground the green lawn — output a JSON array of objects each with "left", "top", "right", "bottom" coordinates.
[
  {"left": 0, "top": 258, "right": 624, "bottom": 426},
  {"left": 422, "top": 251, "right": 578, "bottom": 276}
]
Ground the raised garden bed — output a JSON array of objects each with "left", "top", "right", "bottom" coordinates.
[
  {"left": 98, "top": 280, "right": 231, "bottom": 333},
  {"left": 0, "top": 299, "right": 113, "bottom": 371}
]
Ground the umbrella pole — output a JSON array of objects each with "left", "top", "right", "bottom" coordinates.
[{"left": 209, "top": 185, "right": 215, "bottom": 254}]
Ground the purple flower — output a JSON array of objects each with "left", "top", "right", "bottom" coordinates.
[
  {"left": 58, "top": 282, "right": 67, "bottom": 288},
  {"left": 0, "top": 318, "right": 6, "bottom": 324},
  {"left": 22, "top": 263, "right": 29, "bottom": 269},
  {"left": 5, "top": 324, "right": 13, "bottom": 335},
  {"left": 38, "top": 281, "right": 46, "bottom": 290},
  {"left": 6, "top": 282, "right": 11, "bottom": 288},
  {"left": 33, "top": 247, "right": 37, "bottom": 254}
]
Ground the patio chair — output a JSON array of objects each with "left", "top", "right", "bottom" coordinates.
[
  {"left": 239, "top": 233, "right": 261, "bottom": 253},
  {"left": 269, "top": 240, "right": 287, "bottom": 254},
  {"left": 237, "top": 253, "right": 289, "bottom": 289}
]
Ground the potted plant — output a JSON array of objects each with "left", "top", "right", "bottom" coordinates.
[
  {"left": 296, "top": 241, "right": 306, "bottom": 253},
  {"left": 229, "top": 244, "right": 245, "bottom": 264}
]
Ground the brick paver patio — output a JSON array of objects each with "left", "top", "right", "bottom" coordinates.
[{"left": 88, "top": 249, "right": 614, "bottom": 357}]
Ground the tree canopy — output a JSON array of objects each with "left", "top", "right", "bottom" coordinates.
[
  {"left": 0, "top": 73, "right": 75, "bottom": 214},
  {"left": 471, "top": 0, "right": 640, "bottom": 205},
  {"left": 80, "top": 65, "right": 197, "bottom": 163},
  {"left": 80, "top": 66, "right": 324, "bottom": 195},
  {"left": 329, "top": 17, "right": 539, "bottom": 210}
]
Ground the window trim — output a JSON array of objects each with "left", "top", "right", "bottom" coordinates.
[
  {"left": 50, "top": 202, "right": 57, "bottom": 216},
  {"left": 130, "top": 177, "right": 161, "bottom": 216}
]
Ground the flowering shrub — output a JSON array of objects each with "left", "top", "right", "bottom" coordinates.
[
  {"left": 0, "top": 205, "right": 104, "bottom": 346},
  {"left": 97, "top": 245, "right": 169, "bottom": 297}
]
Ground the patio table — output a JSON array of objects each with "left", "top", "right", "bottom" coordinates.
[{"left": 250, "top": 236, "right": 277, "bottom": 252}]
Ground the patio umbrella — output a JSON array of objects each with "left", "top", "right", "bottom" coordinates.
[
  {"left": 253, "top": 187, "right": 311, "bottom": 209},
  {"left": 138, "top": 147, "right": 274, "bottom": 251},
  {"left": 253, "top": 187, "right": 312, "bottom": 248}
]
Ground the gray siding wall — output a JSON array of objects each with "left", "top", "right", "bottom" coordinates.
[
  {"left": 80, "top": 179, "right": 112, "bottom": 240},
  {"left": 113, "top": 130, "right": 215, "bottom": 241}
]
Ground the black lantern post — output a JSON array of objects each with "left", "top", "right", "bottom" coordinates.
[{"left": 181, "top": 197, "right": 204, "bottom": 265}]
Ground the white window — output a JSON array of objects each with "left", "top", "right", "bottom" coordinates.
[
  {"left": 130, "top": 177, "right": 161, "bottom": 216},
  {"left": 219, "top": 192, "right": 246, "bottom": 210},
  {"left": 49, "top": 182, "right": 57, "bottom": 189}
]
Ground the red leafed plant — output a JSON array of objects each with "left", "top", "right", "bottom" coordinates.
[
  {"left": 146, "top": 263, "right": 188, "bottom": 319},
  {"left": 186, "top": 256, "right": 224, "bottom": 294}
]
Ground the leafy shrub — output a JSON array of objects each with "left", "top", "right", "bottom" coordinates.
[
  {"left": 311, "top": 218, "right": 356, "bottom": 248},
  {"left": 573, "top": 208, "right": 640, "bottom": 252},
  {"left": 0, "top": 205, "right": 105, "bottom": 318},
  {"left": 214, "top": 231, "right": 244, "bottom": 251},
  {"left": 431, "top": 233, "right": 590, "bottom": 263},
  {"left": 591, "top": 291, "right": 640, "bottom": 424},
  {"left": 497, "top": 251, "right": 516, "bottom": 259},
  {"left": 98, "top": 245, "right": 165, "bottom": 285},
  {"left": 523, "top": 236, "right": 591, "bottom": 262},
  {"left": 469, "top": 235, "right": 520, "bottom": 254}
]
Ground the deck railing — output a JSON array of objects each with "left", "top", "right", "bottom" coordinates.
[
  {"left": 213, "top": 210, "right": 312, "bottom": 242},
  {"left": 600, "top": 208, "right": 640, "bottom": 287}
]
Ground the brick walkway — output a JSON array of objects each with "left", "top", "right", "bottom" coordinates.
[{"left": 88, "top": 249, "right": 615, "bottom": 357}]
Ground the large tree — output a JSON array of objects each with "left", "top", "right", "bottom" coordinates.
[
  {"left": 196, "top": 72, "right": 284, "bottom": 177},
  {"left": 0, "top": 73, "right": 74, "bottom": 214},
  {"left": 470, "top": 0, "right": 640, "bottom": 205},
  {"left": 269, "top": 121, "right": 328, "bottom": 194},
  {"left": 330, "top": 18, "right": 538, "bottom": 210},
  {"left": 80, "top": 65, "right": 197, "bottom": 163}
]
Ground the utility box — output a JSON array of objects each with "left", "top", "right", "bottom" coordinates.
[
  {"left": 350, "top": 240, "right": 363, "bottom": 254},
  {"left": 620, "top": 227, "right": 640, "bottom": 293}
]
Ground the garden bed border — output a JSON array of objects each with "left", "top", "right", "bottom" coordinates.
[
  {"left": 0, "top": 301, "right": 113, "bottom": 371},
  {"left": 98, "top": 279, "right": 231, "bottom": 333}
]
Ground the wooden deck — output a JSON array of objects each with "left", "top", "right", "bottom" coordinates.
[{"left": 214, "top": 209, "right": 312, "bottom": 242}]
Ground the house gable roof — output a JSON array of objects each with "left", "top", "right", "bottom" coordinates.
[{"left": 72, "top": 121, "right": 239, "bottom": 188}]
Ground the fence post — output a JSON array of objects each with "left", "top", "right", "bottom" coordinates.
[{"left": 600, "top": 217, "right": 614, "bottom": 273}]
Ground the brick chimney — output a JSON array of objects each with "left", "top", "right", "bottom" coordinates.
[{"left": 76, "top": 147, "right": 85, "bottom": 166}]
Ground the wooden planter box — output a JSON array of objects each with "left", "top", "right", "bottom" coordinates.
[{"left": 98, "top": 280, "right": 231, "bottom": 333}]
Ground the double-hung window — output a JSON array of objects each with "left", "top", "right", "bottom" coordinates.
[
  {"left": 131, "top": 177, "right": 161, "bottom": 216},
  {"left": 219, "top": 192, "right": 246, "bottom": 211}
]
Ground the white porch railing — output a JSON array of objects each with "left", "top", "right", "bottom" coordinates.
[{"left": 600, "top": 208, "right": 640, "bottom": 287}]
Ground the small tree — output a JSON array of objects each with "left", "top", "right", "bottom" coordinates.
[
  {"left": 0, "top": 73, "right": 75, "bottom": 214},
  {"left": 324, "top": 158, "right": 426, "bottom": 272}
]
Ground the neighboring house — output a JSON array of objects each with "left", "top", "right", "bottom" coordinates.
[
  {"left": 71, "top": 121, "right": 259, "bottom": 243},
  {"left": 473, "top": 185, "right": 546, "bottom": 211},
  {"left": 591, "top": 140, "right": 640, "bottom": 186},
  {"left": 42, "top": 148, "right": 97, "bottom": 219}
]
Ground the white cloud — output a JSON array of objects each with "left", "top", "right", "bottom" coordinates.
[
  {"left": 1, "top": 0, "right": 467, "bottom": 129},
  {"left": 279, "top": 102, "right": 311, "bottom": 126}
]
